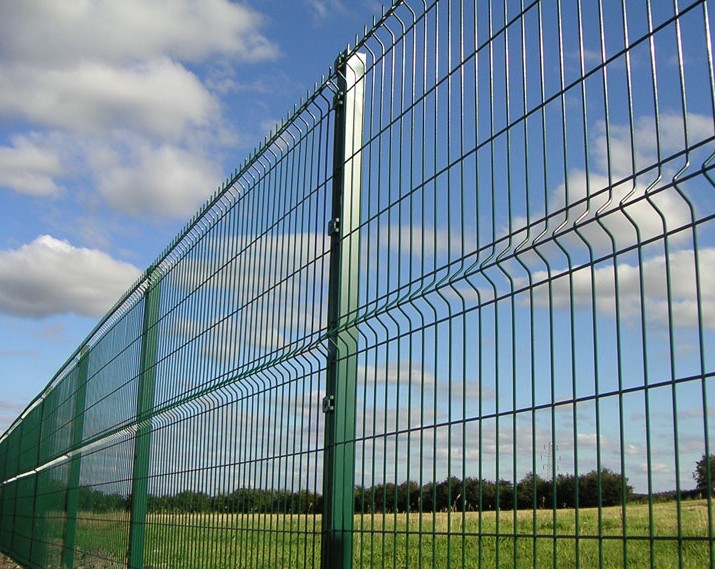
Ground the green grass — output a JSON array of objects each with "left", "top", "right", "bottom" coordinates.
[
  {"left": 59, "top": 500, "right": 713, "bottom": 568},
  {"left": 353, "top": 500, "right": 714, "bottom": 568}
]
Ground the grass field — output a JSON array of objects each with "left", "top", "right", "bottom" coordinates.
[{"left": 60, "top": 500, "right": 714, "bottom": 568}]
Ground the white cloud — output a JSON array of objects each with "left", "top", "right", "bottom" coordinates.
[
  {"left": 305, "top": 0, "right": 346, "bottom": 21},
  {"left": 0, "top": 235, "right": 142, "bottom": 318},
  {"left": 0, "top": 1, "right": 279, "bottom": 66},
  {"left": 0, "top": 1, "right": 281, "bottom": 217},
  {"left": 529, "top": 247, "right": 715, "bottom": 329},
  {"left": 0, "top": 59, "right": 217, "bottom": 140},
  {"left": 593, "top": 112, "right": 715, "bottom": 178},
  {"left": 0, "top": 1, "right": 280, "bottom": 138},
  {"left": 510, "top": 169, "right": 693, "bottom": 259},
  {"left": 93, "top": 139, "right": 221, "bottom": 218},
  {"left": 508, "top": 112, "right": 709, "bottom": 258},
  {"left": 0, "top": 136, "right": 64, "bottom": 196}
]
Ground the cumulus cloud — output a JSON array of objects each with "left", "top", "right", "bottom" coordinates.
[
  {"left": 0, "top": 0, "right": 278, "bottom": 139},
  {"left": 529, "top": 247, "right": 715, "bottom": 329},
  {"left": 0, "top": 0, "right": 281, "bottom": 218},
  {"left": 0, "top": 1, "right": 279, "bottom": 66},
  {"left": 592, "top": 112, "right": 715, "bottom": 179},
  {"left": 0, "top": 235, "right": 142, "bottom": 318},
  {"left": 0, "top": 59, "right": 218, "bottom": 140},
  {"left": 93, "top": 139, "right": 221, "bottom": 218},
  {"left": 0, "top": 136, "right": 64, "bottom": 196}
]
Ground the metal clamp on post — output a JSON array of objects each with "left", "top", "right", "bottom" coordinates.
[
  {"left": 327, "top": 218, "right": 340, "bottom": 237},
  {"left": 322, "top": 395, "right": 335, "bottom": 414}
]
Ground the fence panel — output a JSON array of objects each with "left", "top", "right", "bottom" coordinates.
[{"left": 1, "top": 0, "right": 714, "bottom": 568}]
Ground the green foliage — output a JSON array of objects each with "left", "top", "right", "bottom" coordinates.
[
  {"left": 355, "top": 469, "right": 631, "bottom": 514},
  {"left": 71, "top": 469, "right": 632, "bottom": 516},
  {"left": 693, "top": 454, "right": 715, "bottom": 494},
  {"left": 78, "top": 486, "right": 128, "bottom": 513},
  {"left": 145, "top": 488, "right": 322, "bottom": 515}
]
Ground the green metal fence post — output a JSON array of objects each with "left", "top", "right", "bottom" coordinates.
[
  {"left": 128, "top": 268, "right": 162, "bottom": 569},
  {"left": 321, "top": 51, "right": 366, "bottom": 569},
  {"left": 63, "top": 347, "right": 89, "bottom": 568}
]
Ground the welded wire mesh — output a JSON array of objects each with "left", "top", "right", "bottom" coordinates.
[
  {"left": 2, "top": 0, "right": 715, "bottom": 568},
  {"left": 345, "top": 0, "right": 715, "bottom": 567}
]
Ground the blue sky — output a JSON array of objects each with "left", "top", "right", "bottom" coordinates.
[{"left": 0, "top": 0, "right": 384, "bottom": 432}]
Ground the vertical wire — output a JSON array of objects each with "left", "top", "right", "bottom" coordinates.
[
  {"left": 456, "top": 0, "right": 469, "bottom": 566},
  {"left": 431, "top": 3, "right": 441, "bottom": 567},
  {"left": 535, "top": 0, "right": 559, "bottom": 563},
  {"left": 396, "top": 10, "right": 408, "bottom": 566},
  {"left": 616, "top": 0, "right": 643, "bottom": 564},
  {"left": 268, "top": 144, "right": 290, "bottom": 565},
  {"left": 235, "top": 384, "right": 249, "bottom": 567},
  {"left": 697, "top": 1, "right": 715, "bottom": 565},
  {"left": 245, "top": 171, "right": 260, "bottom": 567},
  {"left": 265, "top": 153, "right": 280, "bottom": 371},
  {"left": 284, "top": 130, "right": 298, "bottom": 559},
  {"left": 639, "top": 2, "right": 662, "bottom": 568},
  {"left": 446, "top": 1, "right": 455, "bottom": 566},
  {"left": 499, "top": 1, "right": 519, "bottom": 564},
  {"left": 385, "top": 17, "right": 399, "bottom": 569},
  {"left": 485, "top": 1, "right": 502, "bottom": 565},
  {"left": 261, "top": 153, "right": 278, "bottom": 566},
  {"left": 671, "top": 2, "right": 689, "bottom": 565},
  {"left": 518, "top": 0, "right": 539, "bottom": 563},
  {"left": 473, "top": 2, "right": 484, "bottom": 567},
  {"left": 553, "top": 1, "right": 579, "bottom": 563},
  {"left": 594, "top": 1, "right": 620, "bottom": 566},
  {"left": 574, "top": 0, "right": 608, "bottom": 561},
  {"left": 360, "top": 43, "right": 378, "bottom": 568},
  {"left": 293, "top": 120, "right": 307, "bottom": 567},
  {"left": 241, "top": 179, "right": 253, "bottom": 560},
  {"left": 220, "top": 218, "right": 233, "bottom": 567},
  {"left": 418, "top": 4, "right": 429, "bottom": 565},
  {"left": 318, "top": 92, "right": 331, "bottom": 568},
  {"left": 404, "top": 5, "right": 418, "bottom": 564},
  {"left": 373, "top": 28, "right": 386, "bottom": 566}
]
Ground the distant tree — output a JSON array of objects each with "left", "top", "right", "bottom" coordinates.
[
  {"left": 463, "top": 477, "right": 480, "bottom": 511},
  {"left": 354, "top": 486, "right": 367, "bottom": 513},
  {"left": 556, "top": 469, "right": 632, "bottom": 508},
  {"left": 396, "top": 480, "right": 420, "bottom": 513},
  {"left": 694, "top": 454, "right": 715, "bottom": 495},
  {"left": 479, "top": 480, "right": 497, "bottom": 511},
  {"left": 555, "top": 474, "right": 576, "bottom": 509},
  {"left": 497, "top": 480, "right": 514, "bottom": 511},
  {"left": 172, "top": 491, "right": 212, "bottom": 513},
  {"left": 436, "top": 477, "right": 464, "bottom": 512},
  {"left": 78, "top": 487, "right": 127, "bottom": 513},
  {"left": 595, "top": 468, "right": 633, "bottom": 507},
  {"left": 419, "top": 482, "right": 436, "bottom": 512},
  {"left": 364, "top": 483, "right": 396, "bottom": 513},
  {"left": 516, "top": 472, "right": 550, "bottom": 509}
]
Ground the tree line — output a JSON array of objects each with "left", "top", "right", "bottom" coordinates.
[
  {"left": 70, "top": 453, "right": 715, "bottom": 515},
  {"left": 75, "top": 468, "right": 632, "bottom": 515}
]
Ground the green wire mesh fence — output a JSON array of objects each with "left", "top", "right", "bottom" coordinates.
[{"left": 2, "top": 0, "right": 715, "bottom": 567}]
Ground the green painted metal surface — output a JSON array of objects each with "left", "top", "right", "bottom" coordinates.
[
  {"left": 128, "top": 270, "right": 162, "bottom": 569},
  {"left": 1, "top": 1, "right": 715, "bottom": 568},
  {"left": 62, "top": 347, "right": 89, "bottom": 569},
  {"left": 322, "top": 51, "right": 366, "bottom": 569}
]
